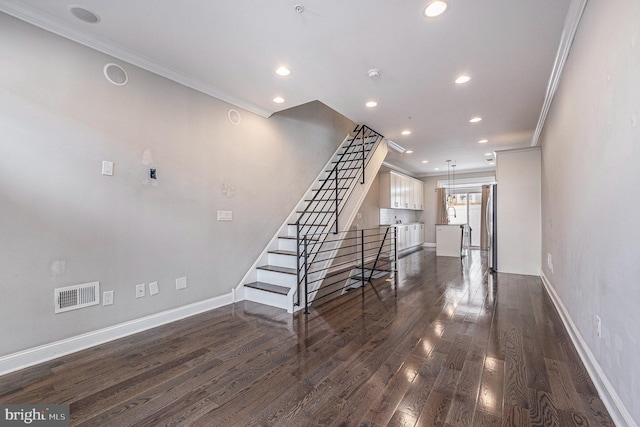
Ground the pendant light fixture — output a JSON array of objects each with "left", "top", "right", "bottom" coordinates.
[{"left": 446, "top": 160, "right": 456, "bottom": 203}]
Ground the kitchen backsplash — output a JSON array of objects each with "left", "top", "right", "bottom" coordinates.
[{"left": 379, "top": 208, "right": 417, "bottom": 225}]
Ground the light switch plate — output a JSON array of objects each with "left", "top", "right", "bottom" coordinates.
[
  {"left": 102, "top": 161, "right": 114, "bottom": 176},
  {"left": 176, "top": 276, "right": 187, "bottom": 290}
]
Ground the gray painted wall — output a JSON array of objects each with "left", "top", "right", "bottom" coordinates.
[
  {"left": 0, "top": 14, "right": 355, "bottom": 356},
  {"left": 539, "top": 0, "right": 640, "bottom": 423}
]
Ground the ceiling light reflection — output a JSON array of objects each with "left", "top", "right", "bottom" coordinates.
[
  {"left": 275, "top": 66, "right": 291, "bottom": 76},
  {"left": 424, "top": 1, "right": 448, "bottom": 18}
]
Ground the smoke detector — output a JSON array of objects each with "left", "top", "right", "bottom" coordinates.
[
  {"left": 368, "top": 69, "right": 381, "bottom": 79},
  {"left": 294, "top": 5, "right": 304, "bottom": 13}
]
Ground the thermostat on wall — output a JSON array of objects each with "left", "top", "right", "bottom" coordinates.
[{"left": 217, "top": 210, "right": 232, "bottom": 221}]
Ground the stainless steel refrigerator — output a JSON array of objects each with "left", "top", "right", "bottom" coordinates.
[{"left": 487, "top": 184, "right": 497, "bottom": 272}]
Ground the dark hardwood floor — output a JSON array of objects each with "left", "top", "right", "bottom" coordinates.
[{"left": 0, "top": 249, "right": 615, "bottom": 426}]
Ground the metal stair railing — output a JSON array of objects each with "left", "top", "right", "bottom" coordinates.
[
  {"left": 295, "top": 124, "right": 384, "bottom": 308},
  {"left": 299, "top": 226, "right": 398, "bottom": 313}
]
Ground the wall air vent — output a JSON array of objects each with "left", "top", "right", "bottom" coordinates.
[{"left": 54, "top": 282, "right": 100, "bottom": 314}]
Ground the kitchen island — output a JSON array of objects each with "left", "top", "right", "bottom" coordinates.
[{"left": 435, "top": 224, "right": 464, "bottom": 257}]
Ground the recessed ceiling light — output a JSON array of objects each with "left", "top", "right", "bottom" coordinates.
[
  {"left": 434, "top": 167, "right": 440, "bottom": 171},
  {"left": 401, "top": 130, "right": 411, "bottom": 135},
  {"left": 469, "top": 117, "right": 482, "bottom": 123},
  {"left": 365, "top": 101, "right": 378, "bottom": 108},
  {"left": 484, "top": 152, "right": 492, "bottom": 156},
  {"left": 455, "top": 75, "right": 471, "bottom": 84},
  {"left": 422, "top": 160, "right": 428, "bottom": 163},
  {"left": 273, "top": 96, "right": 285, "bottom": 104},
  {"left": 405, "top": 150, "right": 414, "bottom": 154},
  {"left": 275, "top": 66, "right": 291, "bottom": 76},
  {"left": 424, "top": 1, "right": 448, "bottom": 18},
  {"left": 478, "top": 139, "right": 488, "bottom": 144},
  {"left": 489, "top": 162, "right": 495, "bottom": 165},
  {"left": 69, "top": 6, "right": 100, "bottom": 23}
]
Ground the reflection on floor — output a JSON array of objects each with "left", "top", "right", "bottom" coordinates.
[{"left": 0, "top": 248, "right": 614, "bottom": 426}]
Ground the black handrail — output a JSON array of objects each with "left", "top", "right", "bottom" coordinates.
[{"left": 367, "top": 226, "right": 393, "bottom": 284}]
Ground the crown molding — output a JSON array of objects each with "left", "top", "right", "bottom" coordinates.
[
  {"left": 531, "top": 0, "right": 588, "bottom": 146},
  {"left": 0, "top": 1, "right": 273, "bottom": 118}
]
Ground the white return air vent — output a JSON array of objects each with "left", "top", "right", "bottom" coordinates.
[{"left": 54, "top": 282, "right": 100, "bottom": 314}]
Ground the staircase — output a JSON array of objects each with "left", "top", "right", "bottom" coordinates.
[{"left": 238, "top": 125, "right": 388, "bottom": 312}]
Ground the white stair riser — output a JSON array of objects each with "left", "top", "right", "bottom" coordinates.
[
  {"left": 268, "top": 253, "right": 297, "bottom": 268},
  {"left": 294, "top": 212, "right": 330, "bottom": 224},
  {"left": 244, "top": 287, "right": 289, "bottom": 311},
  {"left": 287, "top": 224, "right": 328, "bottom": 238},
  {"left": 278, "top": 238, "right": 298, "bottom": 252},
  {"left": 256, "top": 270, "right": 297, "bottom": 287}
]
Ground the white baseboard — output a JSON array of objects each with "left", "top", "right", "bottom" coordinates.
[
  {"left": 540, "top": 272, "right": 636, "bottom": 427},
  {"left": 0, "top": 292, "right": 234, "bottom": 376},
  {"left": 423, "top": 242, "right": 436, "bottom": 248}
]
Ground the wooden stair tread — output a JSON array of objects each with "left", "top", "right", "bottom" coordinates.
[
  {"left": 269, "top": 249, "right": 297, "bottom": 256},
  {"left": 279, "top": 236, "right": 319, "bottom": 242},
  {"left": 244, "top": 281, "right": 290, "bottom": 295},
  {"left": 257, "top": 265, "right": 297, "bottom": 275}
]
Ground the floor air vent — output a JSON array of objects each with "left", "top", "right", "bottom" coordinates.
[{"left": 54, "top": 282, "right": 100, "bottom": 313}]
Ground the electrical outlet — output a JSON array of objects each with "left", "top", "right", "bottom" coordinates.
[
  {"left": 547, "top": 252, "right": 554, "bottom": 273},
  {"left": 103, "top": 290, "right": 114, "bottom": 306},
  {"left": 135, "top": 283, "right": 145, "bottom": 298},
  {"left": 149, "top": 281, "right": 159, "bottom": 296},
  {"left": 596, "top": 315, "right": 602, "bottom": 338},
  {"left": 176, "top": 276, "right": 187, "bottom": 290},
  {"left": 101, "top": 161, "right": 114, "bottom": 176}
]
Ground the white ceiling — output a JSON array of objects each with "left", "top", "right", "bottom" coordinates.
[{"left": 0, "top": 0, "right": 575, "bottom": 175}]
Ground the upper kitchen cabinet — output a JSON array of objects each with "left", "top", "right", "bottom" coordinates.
[{"left": 380, "top": 171, "right": 424, "bottom": 210}]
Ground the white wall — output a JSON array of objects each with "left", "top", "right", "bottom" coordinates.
[
  {"left": 539, "top": 0, "right": 640, "bottom": 423},
  {"left": 496, "top": 147, "right": 541, "bottom": 275},
  {"left": 0, "top": 14, "right": 355, "bottom": 357}
]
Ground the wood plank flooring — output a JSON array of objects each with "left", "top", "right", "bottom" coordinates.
[{"left": 0, "top": 249, "right": 615, "bottom": 426}]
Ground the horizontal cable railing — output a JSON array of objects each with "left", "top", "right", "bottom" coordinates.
[{"left": 300, "top": 226, "right": 397, "bottom": 313}]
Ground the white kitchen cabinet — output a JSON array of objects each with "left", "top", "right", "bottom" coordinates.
[
  {"left": 391, "top": 223, "right": 424, "bottom": 252},
  {"left": 380, "top": 172, "right": 424, "bottom": 211},
  {"left": 413, "top": 180, "right": 424, "bottom": 210}
]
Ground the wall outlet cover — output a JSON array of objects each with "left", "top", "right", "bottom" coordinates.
[
  {"left": 102, "top": 161, "right": 114, "bottom": 176},
  {"left": 149, "top": 281, "right": 159, "bottom": 296},
  {"left": 176, "top": 277, "right": 187, "bottom": 290},
  {"left": 103, "top": 290, "right": 114, "bottom": 306}
]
